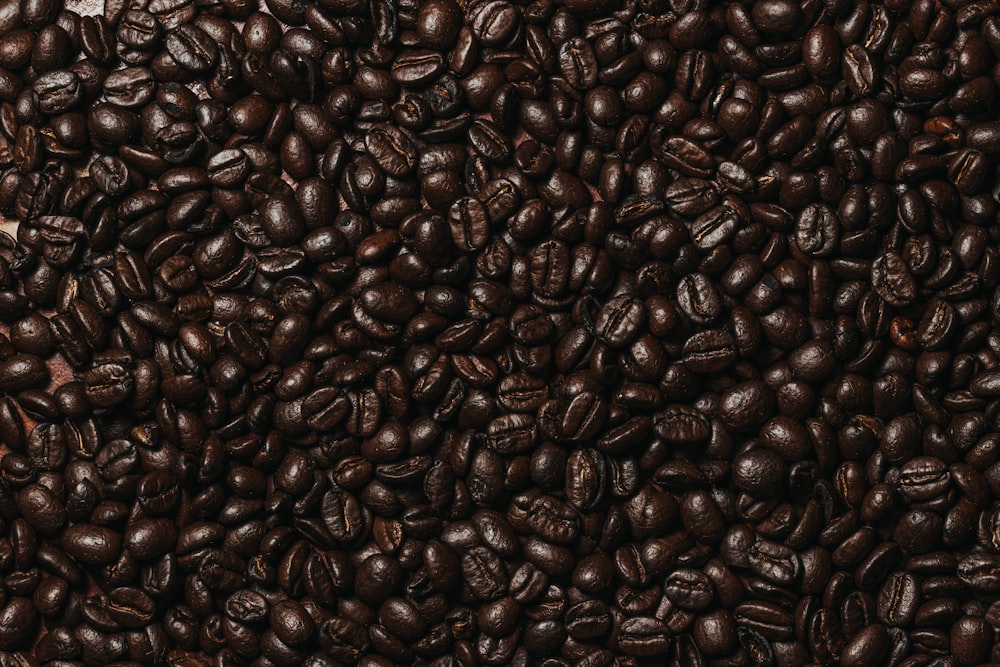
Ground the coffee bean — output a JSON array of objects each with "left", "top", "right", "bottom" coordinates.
[
  {"left": 794, "top": 203, "right": 839, "bottom": 257},
  {"left": 653, "top": 404, "right": 711, "bottom": 444},
  {"left": 664, "top": 569, "right": 715, "bottom": 610},
  {"left": 872, "top": 252, "right": 917, "bottom": 307},
  {"left": 958, "top": 553, "right": 1000, "bottom": 592},
  {"left": 682, "top": 328, "right": 737, "bottom": 373},
  {"left": 126, "top": 517, "right": 178, "bottom": 561},
  {"left": 16, "top": 483, "right": 66, "bottom": 536},
  {"left": 0, "top": 597, "right": 38, "bottom": 650},
  {"left": 896, "top": 456, "right": 950, "bottom": 502},
  {"left": 877, "top": 571, "right": 920, "bottom": 627},
  {"left": 63, "top": 524, "right": 122, "bottom": 566},
  {"left": 803, "top": 25, "right": 841, "bottom": 79},
  {"left": 733, "top": 449, "right": 787, "bottom": 497},
  {"left": 718, "top": 380, "right": 775, "bottom": 432},
  {"left": 0, "top": 354, "right": 48, "bottom": 392},
  {"left": 676, "top": 272, "right": 723, "bottom": 324},
  {"left": 617, "top": 616, "right": 672, "bottom": 657},
  {"left": 33, "top": 69, "right": 81, "bottom": 115},
  {"left": 417, "top": 0, "right": 462, "bottom": 49},
  {"left": 392, "top": 49, "right": 445, "bottom": 88},
  {"left": 364, "top": 125, "right": 417, "bottom": 177}
]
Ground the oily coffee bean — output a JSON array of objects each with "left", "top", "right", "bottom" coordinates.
[
  {"left": 365, "top": 125, "right": 417, "bottom": 177},
  {"left": 872, "top": 252, "right": 917, "bottom": 307},
  {"left": 104, "top": 67, "right": 156, "bottom": 108},
  {"left": 664, "top": 569, "right": 715, "bottom": 610},
  {"left": 33, "top": 69, "right": 82, "bottom": 115},
  {"left": 653, "top": 405, "right": 711, "bottom": 444},
  {"left": 165, "top": 24, "right": 218, "bottom": 73},
  {"left": 617, "top": 616, "right": 672, "bottom": 657}
]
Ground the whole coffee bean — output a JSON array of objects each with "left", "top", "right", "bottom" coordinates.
[
  {"left": 794, "top": 204, "right": 839, "bottom": 257},
  {"left": 365, "top": 125, "right": 417, "bottom": 177},
  {"left": 840, "top": 624, "right": 889, "bottom": 667},
  {"left": 682, "top": 328, "right": 737, "bottom": 373},
  {"left": 803, "top": 25, "right": 840, "bottom": 79},
  {"left": 664, "top": 569, "right": 715, "bottom": 610},
  {"left": 676, "top": 272, "right": 722, "bottom": 324},
  {"left": 897, "top": 457, "right": 950, "bottom": 501},
  {"left": 126, "top": 517, "right": 178, "bottom": 561},
  {"left": 33, "top": 69, "right": 82, "bottom": 115},
  {"left": 107, "top": 587, "right": 156, "bottom": 628},
  {"left": 732, "top": 449, "right": 787, "bottom": 497},
  {"left": 417, "top": 0, "right": 462, "bottom": 49},
  {"left": 165, "top": 24, "right": 218, "bottom": 72},
  {"left": 718, "top": 380, "right": 775, "bottom": 432},
  {"left": 617, "top": 616, "right": 672, "bottom": 657},
  {"left": 951, "top": 616, "right": 992, "bottom": 665},
  {"left": 63, "top": 524, "right": 122, "bottom": 565},
  {"left": 16, "top": 483, "right": 66, "bottom": 536},
  {"left": 268, "top": 599, "right": 315, "bottom": 646},
  {"left": 0, "top": 597, "right": 38, "bottom": 649},
  {"left": 872, "top": 252, "right": 917, "bottom": 307},
  {"left": 878, "top": 571, "right": 920, "bottom": 627},
  {"left": 0, "top": 354, "right": 49, "bottom": 392},
  {"left": 749, "top": 539, "right": 801, "bottom": 585},
  {"left": 461, "top": 546, "right": 507, "bottom": 601},
  {"left": 653, "top": 404, "right": 711, "bottom": 444},
  {"left": 958, "top": 554, "right": 1000, "bottom": 592}
]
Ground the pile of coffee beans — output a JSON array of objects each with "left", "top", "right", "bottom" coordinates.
[{"left": 2, "top": 0, "right": 1000, "bottom": 663}]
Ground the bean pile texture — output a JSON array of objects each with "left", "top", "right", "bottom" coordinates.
[{"left": 1, "top": 0, "right": 1000, "bottom": 664}]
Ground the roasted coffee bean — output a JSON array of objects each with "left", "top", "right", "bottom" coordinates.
[
  {"left": 872, "top": 252, "right": 917, "bottom": 307},
  {"left": 588, "top": 296, "right": 643, "bottom": 348},
  {"left": 63, "top": 524, "right": 123, "bottom": 566},
  {"left": 732, "top": 448, "right": 787, "bottom": 497},
  {"left": 749, "top": 539, "right": 801, "bottom": 585},
  {"left": 0, "top": 597, "right": 38, "bottom": 650},
  {"left": 794, "top": 203, "right": 839, "bottom": 257},
  {"left": 878, "top": 571, "right": 920, "bottom": 627},
  {"left": 676, "top": 273, "right": 722, "bottom": 324},
  {"left": 617, "top": 616, "right": 672, "bottom": 657},
  {"left": 126, "top": 517, "right": 178, "bottom": 561},
  {"left": 16, "top": 483, "right": 66, "bottom": 536},
  {"left": 33, "top": 69, "right": 82, "bottom": 115},
  {"left": 664, "top": 569, "right": 715, "bottom": 610},
  {"left": 653, "top": 405, "right": 711, "bottom": 444},
  {"left": 958, "top": 553, "right": 1000, "bottom": 592},
  {"left": 682, "top": 329, "right": 737, "bottom": 373},
  {"left": 718, "top": 380, "right": 775, "bottom": 432},
  {"left": 0, "top": 354, "right": 49, "bottom": 392},
  {"left": 461, "top": 546, "right": 507, "bottom": 601},
  {"left": 897, "top": 457, "right": 950, "bottom": 501},
  {"left": 365, "top": 125, "right": 417, "bottom": 177}
]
